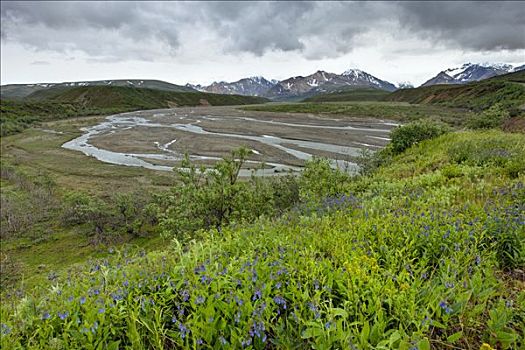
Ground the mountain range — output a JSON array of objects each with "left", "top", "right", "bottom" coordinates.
[
  {"left": 190, "top": 69, "right": 397, "bottom": 101},
  {"left": 2, "top": 62, "right": 524, "bottom": 101},
  {"left": 422, "top": 63, "right": 524, "bottom": 86}
]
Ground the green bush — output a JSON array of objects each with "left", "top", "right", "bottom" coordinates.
[
  {"left": 157, "top": 148, "right": 300, "bottom": 239},
  {"left": 390, "top": 120, "right": 450, "bottom": 154},
  {"left": 467, "top": 103, "right": 510, "bottom": 129}
]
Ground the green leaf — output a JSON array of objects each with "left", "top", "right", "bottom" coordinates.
[
  {"left": 417, "top": 338, "right": 431, "bottom": 350},
  {"left": 330, "top": 308, "right": 348, "bottom": 318},
  {"left": 447, "top": 331, "right": 463, "bottom": 343}
]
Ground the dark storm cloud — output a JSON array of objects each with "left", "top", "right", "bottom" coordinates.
[
  {"left": 1, "top": 1, "right": 523, "bottom": 60},
  {"left": 397, "top": 1, "right": 525, "bottom": 51}
]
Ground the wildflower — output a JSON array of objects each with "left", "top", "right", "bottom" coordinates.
[
  {"left": 219, "top": 336, "right": 228, "bottom": 345},
  {"left": 178, "top": 322, "right": 189, "bottom": 339},
  {"left": 475, "top": 256, "right": 481, "bottom": 265},
  {"left": 249, "top": 321, "right": 266, "bottom": 341},
  {"left": 439, "top": 301, "right": 453, "bottom": 314},
  {"left": 241, "top": 338, "right": 252, "bottom": 348},
  {"left": 1, "top": 323, "right": 11, "bottom": 335},
  {"left": 195, "top": 295, "right": 205, "bottom": 304},
  {"left": 123, "top": 280, "right": 129, "bottom": 287},
  {"left": 98, "top": 308, "right": 105, "bottom": 314},
  {"left": 252, "top": 289, "right": 262, "bottom": 301},
  {"left": 79, "top": 296, "right": 86, "bottom": 305},
  {"left": 325, "top": 321, "right": 332, "bottom": 329},
  {"left": 58, "top": 311, "right": 69, "bottom": 320},
  {"left": 197, "top": 338, "right": 204, "bottom": 345},
  {"left": 181, "top": 289, "right": 190, "bottom": 302},
  {"left": 273, "top": 295, "right": 287, "bottom": 311},
  {"left": 194, "top": 264, "right": 206, "bottom": 274}
]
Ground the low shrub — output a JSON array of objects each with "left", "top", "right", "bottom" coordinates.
[
  {"left": 468, "top": 103, "right": 511, "bottom": 130},
  {"left": 390, "top": 120, "right": 450, "bottom": 155}
]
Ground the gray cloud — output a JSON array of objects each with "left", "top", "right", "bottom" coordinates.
[
  {"left": 397, "top": 1, "right": 525, "bottom": 51},
  {"left": 1, "top": 1, "right": 523, "bottom": 62}
]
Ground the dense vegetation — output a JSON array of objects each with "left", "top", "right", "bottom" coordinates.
[
  {"left": 0, "top": 86, "right": 268, "bottom": 136},
  {"left": 302, "top": 88, "right": 389, "bottom": 102},
  {"left": 243, "top": 102, "right": 473, "bottom": 127},
  {"left": 1, "top": 128, "right": 524, "bottom": 349},
  {"left": 386, "top": 71, "right": 525, "bottom": 114}
]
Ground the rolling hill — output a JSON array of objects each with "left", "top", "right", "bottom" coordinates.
[
  {"left": 386, "top": 70, "right": 525, "bottom": 113},
  {"left": 0, "top": 79, "right": 196, "bottom": 100},
  {"left": 1, "top": 86, "right": 268, "bottom": 136},
  {"left": 302, "top": 87, "right": 390, "bottom": 102}
]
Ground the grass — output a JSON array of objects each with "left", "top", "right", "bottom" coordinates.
[
  {"left": 386, "top": 71, "right": 525, "bottom": 114},
  {"left": 302, "top": 88, "right": 390, "bottom": 102},
  {"left": 243, "top": 101, "right": 473, "bottom": 127},
  {"left": 0, "top": 117, "right": 177, "bottom": 290},
  {"left": 1, "top": 130, "right": 524, "bottom": 349}
]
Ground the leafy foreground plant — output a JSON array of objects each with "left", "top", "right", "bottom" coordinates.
[{"left": 1, "top": 131, "right": 524, "bottom": 349}]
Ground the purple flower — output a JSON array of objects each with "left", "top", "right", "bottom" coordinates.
[
  {"left": 180, "top": 289, "right": 190, "bottom": 302},
  {"left": 195, "top": 295, "right": 205, "bottom": 305},
  {"left": 58, "top": 311, "right": 69, "bottom": 320},
  {"left": 439, "top": 301, "right": 453, "bottom": 314},
  {"left": 197, "top": 338, "right": 203, "bottom": 345},
  {"left": 1, "top": 323, "right": 11, "bottom": 335},
  {"left": 252, "top": 289, "right": 262, "bottom": 301},
  {"left": 98, "top": 308, "right": 105, "bottom": 314},
  {"left": 219, "top": 336, "right": 227, "bottom": 345},
  {"left": 178, "top": 322, "right": 189, "bottom": 339},
  {"left": 123, "top": 280, "right": 129, "bottom": 287},
  {"left": 42, "top": 312, "right": 51, "bottom": 320},
  {"left": 273, "top": 295, "right": 287, "bottom": 311},
  {"left": 79, "top": 296, "right": 86, "bottom": 305}
]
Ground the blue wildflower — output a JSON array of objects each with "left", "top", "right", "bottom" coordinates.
[
  {"left": 58, "top": 311, "right": 69, "bottom": 320},
  {"left": 1, "top": 323, "right": 11, "bottom": 335},
  {"left": 42, "top": 312, "right": 51, "bottom": 320}
]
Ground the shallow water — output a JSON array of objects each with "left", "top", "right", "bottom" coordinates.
[{"left": 62, "top": 108, "right": 393, "bottom": 176}]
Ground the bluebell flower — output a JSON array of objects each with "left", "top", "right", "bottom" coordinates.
[
  {"left": 1, "top": 323, "right": 11, "bottom": 335},
  {"left": 252, "top": 289, "right": 262, "bottom": 301},
  {"left": 178, "top": 322, "right": 189, "bottom": 339}
]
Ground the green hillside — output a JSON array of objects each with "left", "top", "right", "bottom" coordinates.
[
  {"left": 2, "top": 130, "right": 524, "bottom": 349},
  {"left": 303, "top": 88, "right": 390, "bottom": 102},
  {"left": 386, "top": 71, "right": 525, "bottom": 113},
  {"left": 0, "top": 86, "right": 268, "bottom": 136},
  {"left": 0, "top": 79, "right": 195, "bottom": 100}
]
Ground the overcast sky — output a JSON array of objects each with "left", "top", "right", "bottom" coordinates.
[{"left": 1, "top": 1, "right": 524, "bottom": 86}]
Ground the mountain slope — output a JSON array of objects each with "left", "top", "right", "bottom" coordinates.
[
  {"left": 27, "top": 85, "right": 268, "bottom": 108},
  {"left": 422, "top": 63, "right": 521, "bottom": 87},
  {"left": 388, "top": 70, "right": 525, "bottom": 112},
  {"left": 201, "top": 76, "right": 276, "bottom": 96},
  {"left": 302, "top": 87, "right": 390, "bottom": 102},
  {"left": 265, "top": 69, "right": 396, "bottom": 100},
  {"left": 0, "top": 79, "right": 195, "bottom": 100},
  {"left": 1, "top": 86, "right": 268, "bottom": 136}
]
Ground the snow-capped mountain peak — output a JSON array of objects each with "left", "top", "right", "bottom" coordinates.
[{"left": 422, "top": 62, "right": 520, "bottom": 87}]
